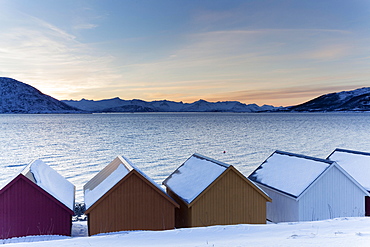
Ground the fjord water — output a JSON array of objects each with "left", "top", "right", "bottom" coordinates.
[{"left": 1, "top": 112, "right": 370, "bottom": 202}]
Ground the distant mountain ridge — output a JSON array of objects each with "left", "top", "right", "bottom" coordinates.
[
  {"left": 2, "top": 77, "right": 369, "bottom": 113},
  {"left": 62, "top": 98, "right": 277, "bottom": 113},
  {"left": 0, "top": 77, "right": 81, "bottom": 113},
  {"left": 284, "top": 87, "right": 370, "bottom": 112}
]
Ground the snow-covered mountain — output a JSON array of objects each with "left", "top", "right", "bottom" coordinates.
[
  {"left": 284, "top": 87, "right": 370, "bottom": 112},
  {"left": 62, "top": 98, "right": 277, "bottom": 113},
  {"left": 0, "top": 77, "right": 81, "bottom": 113},
  {"left": 3, "top": 77, "right": 368, "bottom": 113}
]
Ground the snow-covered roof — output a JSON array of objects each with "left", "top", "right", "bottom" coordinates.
[
  {"left": 20, "top": 159, "right": 75, "bottom": 210},
  {"left": 328, "top": 148, "right": 370, "bottom": 191},
  {"left": 163, "top": 153, "right": 230, "bottom": 204},
  {"left": 84, "top": 156, "right": 132, "bottom": 209},
  {"left": 249, "top": 151, "right": 333, "bottom": 198},
  {"left": 84, "top": 155, "right": 168, "bottom": 210}
]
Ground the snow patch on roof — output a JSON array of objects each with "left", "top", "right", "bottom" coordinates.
[
  {"left": 249, "top": 151, "right": 330, "bottom": 198},
  {"left": 84, "top": 155, "right": 174, "bottom": 210},
  {"left": 328, "top": 149, "right": 370, "bottom": 191},
  {"left": 163, "top": 154, "right": 229, "bottom": 204},
  {"left": 84, "top": 163, "right": 130, "bottom": 209},
  {"left": 27, "top": 159, "right": 75, "bottom": 210}
]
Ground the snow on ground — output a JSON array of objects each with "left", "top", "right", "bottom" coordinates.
[{"left": 3, "top": 217, "right": 370, "bottom": 246}]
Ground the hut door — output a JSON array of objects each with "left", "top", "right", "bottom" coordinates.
[{"left": 366, "top": 196, "right": 370, "bottom": 216}]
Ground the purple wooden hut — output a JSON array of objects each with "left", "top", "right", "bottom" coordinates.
[{"left": 0, "top": 159, "right": 75, "bottom": 239}]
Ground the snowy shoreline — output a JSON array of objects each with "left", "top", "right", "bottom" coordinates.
[{"left": 3, "top": 217, "right": 370, "bottom": 246}]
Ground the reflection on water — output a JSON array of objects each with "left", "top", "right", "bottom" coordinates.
[{"left": 1, "top": 112, "right": 370, "bottom": 201}]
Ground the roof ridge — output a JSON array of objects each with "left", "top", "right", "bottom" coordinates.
[
  {"left": 163, "top": 153, "right": 230, "bottom": 204},
  {"left": 274, "top": 150, "right": 333, "bottom": 164},
  {"left": 117, "top": 155, "right": 135, "bottom": 171},
  {"left": 122, "top": 155, "right": 168, "bottom": 194},
  {"left": 331, "top": 148, "right": 370, "bottom": 156},
  {"left": 84, "top": 155, "right": 179, "bottom": 212},
  {"left": 193, "top": 153, "right": 230, "bottom": 168},
  {"left": 84, "top": 156, "right": 132, "bottom": 192},
  {"left": 248, "top": 150, "right": 334, "bottom": 199},
  {"left": 16, "top": 159, "right": 75, "bottom": 210}
]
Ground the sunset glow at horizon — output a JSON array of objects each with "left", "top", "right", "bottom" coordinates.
[{"left": 0, "top": 0, "right": 369, "bottom": 107}]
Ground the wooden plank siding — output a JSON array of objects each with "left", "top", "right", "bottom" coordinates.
[
  {"left": 0, "top": 174, "right": 73, "bottom": 239},
  {"left": 86, "top": 170, "right": 178, "bottom": 235},
  {"left": 256, "top": 164, "right": 368, "bottom": 223},
  {"left": 299, "top": 165, "right": 366, "bottom": 221},
  {"left": 167, "top": 190, "right": 192, "bottom": 228},
  {"left": 191, "top": 167, "right": 269, "bottom": 227},
  {"left": 258, "top": 184, "right": 299, "bottom": 223},
  {"left": 167, "top": 166, "right": 271, "bottom": 228}
]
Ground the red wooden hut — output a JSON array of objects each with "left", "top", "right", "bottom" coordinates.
[{"left": 0, "top": 159, "right": 75, "bottom": 239}]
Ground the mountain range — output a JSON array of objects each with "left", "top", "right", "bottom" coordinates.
[
  {"left": 0, "top": 77, "right": 81, "bottom": 113},
  {"left": 284, "top": 87, "right": 370, "bottom": 112},
  {"left": 1, "top": 77, "right": 370, "bottom": 113},
  {"left": 61, "top": 98, "right": 277, "bottom": 113}
]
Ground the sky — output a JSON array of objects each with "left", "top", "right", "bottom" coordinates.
[{"left": 0, "top": 0, "right": 369, "bottom": 106}]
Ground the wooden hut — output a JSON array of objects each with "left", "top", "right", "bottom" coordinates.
[
  {"left": 0, "top": 159, "right": 75, "bottom": 239},
  {"left": 248, "top": 150, "right": 369, "bottom": 223},
  {"left": 162, "top": 153, "right": 271, "bottom": 228},
  {"left": 84, "top": 156, "right": 179, "bottom": 236},
  {"left": 327, "top": 148, "right": 370, "bottom": 216}
]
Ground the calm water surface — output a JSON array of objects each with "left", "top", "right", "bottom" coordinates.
[{"left": 1, "top": 112, "right": 370, "bottom": 201}]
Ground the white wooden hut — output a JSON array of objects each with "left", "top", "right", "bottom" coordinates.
[
  {"left": 248, "top": 150, "right": 369, "bottom": 223},
  {"left": 327, "top": 148, "right": 370, "bottom": 216}
]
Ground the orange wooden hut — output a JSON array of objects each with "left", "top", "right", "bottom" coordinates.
[
  {"left": 84, "top": 156, "right": 179, "bottom": 236},
  {"left": 162, "top": 153, "right": 271, "bottom": 228}
]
